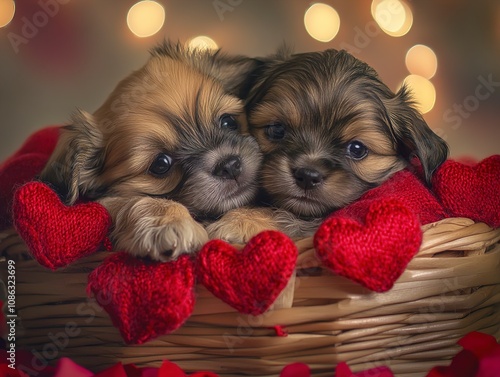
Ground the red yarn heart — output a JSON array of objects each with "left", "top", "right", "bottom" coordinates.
[
  {"left": 87, "top": 252, "right": 196, "bottom": 344},
  {"left": 314, "top": 198, "right": 422, "bottom": 292},
  {"left": 432, "top": 155, "right": 500, "bottom": 228},
  {"left": 197, "top": 231, "right": 297, "bottom": 315},
  {"left": 12, "top": 181, "right": 111, "bottom": 270}
]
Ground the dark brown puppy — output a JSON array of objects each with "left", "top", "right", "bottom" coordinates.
[
  {"left": 245, "top": 48, "right": 448, "bottom": 237},
  {"left": 40, "top": 42, "right": 263, "bottom": 261}
]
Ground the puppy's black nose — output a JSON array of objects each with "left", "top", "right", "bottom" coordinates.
[
  {"left": 294, "top": 168, "right": 324, "bottom": 190},
  {"left": 213, "top": 155, "right": 242, "bottom": 180}
]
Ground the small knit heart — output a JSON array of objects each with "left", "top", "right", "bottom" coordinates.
[
  {"left": 314, "top": 198, "right": 422, "bottom": 292},
  {"left": 12, "top": 181, "right": 111, "bottom": 270},
  {"left": 432, "top": 155, "right": 500, "bottom": 228},
  {"left": 87, "top": 252, "right": 196, "bottom": 344},
  {"left": 197, "top": 231, "right": 297, "bottom": 315}
]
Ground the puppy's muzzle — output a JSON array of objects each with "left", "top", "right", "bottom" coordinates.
[
  {"left": 213, "top": 155, "right": 242, "bottom": 180},
  {"left": 293, "top": 167, "right": 324, "bottom": 190}
]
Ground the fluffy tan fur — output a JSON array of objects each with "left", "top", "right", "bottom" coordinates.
[{"left": 40, "top": 42, "right": 264, "bottom": 261}]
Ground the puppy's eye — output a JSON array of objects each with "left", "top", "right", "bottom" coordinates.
[
  {"left": 265, "top": 123, "right": 286, "bottom": 140},
  {"left": 219, "top": 114, "right": 238, "bottom": 131},
  {"left": 149, "top": 153, "right": 173, "bottom": 177},
  {"left": 346, "top": 141, "right": 368, "bottom": 160}
]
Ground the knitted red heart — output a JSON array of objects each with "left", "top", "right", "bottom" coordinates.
[
  {"left": 197, "top": 231, "right": 297, "bottom": 315},
  {"left": 314, "top": 198, "right": 422, "bottom": 292},
  {"left": 432, "top": 155, "right": 500, "bottom": 228},
  {"left": 87, "top": 252, "right": 196, "bottom": 344},
  {"left": 12, "top": 181, "right": 111, "bottom": 270}
]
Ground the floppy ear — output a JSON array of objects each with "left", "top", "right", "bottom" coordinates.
[
  {"left": 243, "top": 44, "right": 299, "bottom": 109},
  {"left": 383, "top": 85, "right": 449, "bottom": 184},
  {"left": 203, "top": 52, "right": 265, "bottom": 99},
  {"left": 39, "top": 110, "right": 105, "bottom": 204}
]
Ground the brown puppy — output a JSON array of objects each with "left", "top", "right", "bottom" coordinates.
[
  {"left": 40, "top": 42, "right": 262, "bottom": 261},
  {"left": 244, "top": 48, "right": 448, "bottom": 237}
]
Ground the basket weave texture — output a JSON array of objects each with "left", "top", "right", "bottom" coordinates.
[{"left": 1, "top": 217, "right": 499, "bottom": 377}]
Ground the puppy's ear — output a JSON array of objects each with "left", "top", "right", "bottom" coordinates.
[
  {"left": 384, "top": 85, "right": 448, "bottom": 183},
  {"left": 203, "top": 52, "right": 264, "bottom": 100},
  {"left": 39, "top": 110, "right": 105, "bottom": 204},
  {"left": 243, "top": 44, "right": 297, "bottom": 109}
]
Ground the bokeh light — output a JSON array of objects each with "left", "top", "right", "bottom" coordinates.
[
  {"left": 187, "top": 36, "right": 218, "bottom": 50},
  {"left": 304, "top": 3, "right": 340, "bottom": 42},
  {"left": 372, "top": 0, "right": 413, "bottom": 37},
  {"left": 0, "top": 0, "right": 15, "bottom": 28},
  {"left": 405, "top": 44, "right": 438, "bottom": 79},
  {"left": 127, "top": 1, "right": 165, "bottom": 38},
  {"left": 402, "top": 74, "right": 436, "bottom": 114}
]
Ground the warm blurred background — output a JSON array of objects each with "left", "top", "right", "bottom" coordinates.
[{"left": 0, "top": 0, "right": 499, "bottom": 161}]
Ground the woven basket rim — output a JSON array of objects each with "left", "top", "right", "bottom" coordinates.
[{"left": 1, "top": 217, "right": 500, "bottom": 377}]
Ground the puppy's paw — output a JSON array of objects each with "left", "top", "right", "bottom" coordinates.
[
  {"left": 102, "top": 197, "right": 208, "bottom": 262},
  {"left": 273, "top": 209, "right": 323, "bottom": 238},
  {"left": 151, "top": 215, "right": 209, "bottom": 262},
  {"left": 206, "top": 208, "right": 277, "bottom": 244}
]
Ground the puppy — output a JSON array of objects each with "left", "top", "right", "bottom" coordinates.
[
  {"left": 39, "top": 42, "right": 263, "bottom": 261},
  {"left": 244, "top": 48, "right": 449, "bottom": 237}
]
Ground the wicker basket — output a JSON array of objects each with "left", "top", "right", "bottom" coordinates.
[{"left": 1, "top": 217, "right": 499, "bottom": 377}]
